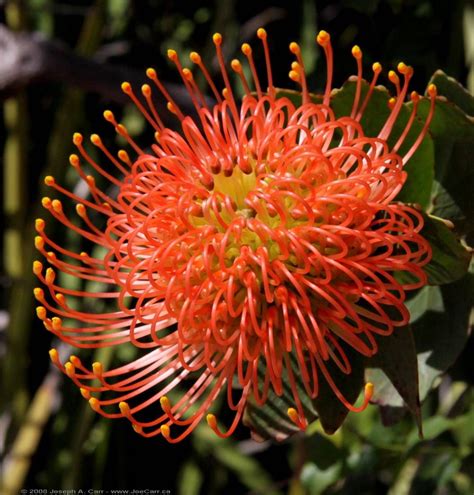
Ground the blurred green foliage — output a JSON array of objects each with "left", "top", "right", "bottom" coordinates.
[{"left": 1, "top": 1, "right": 473, "bottom": 494}]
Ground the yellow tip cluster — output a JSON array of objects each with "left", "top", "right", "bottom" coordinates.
[
  {"left": 316, "top": 30, "right": 330, "bottom": 46},
  {"left": 73, "top": 132, "right": 83, "bottom": 145},
  {"left": 241, "top": 43, "right": 252, "bottom": 56},
  {"left": 352, "top": 45, "right": 362, "bottom": 59},
  {"left": 189, "top": 52, "right": 201, "bottom": 64},
  {"left": 206, "top": 413, "right": 217, "bottom": 429}
]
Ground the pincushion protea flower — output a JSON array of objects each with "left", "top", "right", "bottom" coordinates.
[{"left": 33, "top": 29, "right": 436, "bottom": 442}]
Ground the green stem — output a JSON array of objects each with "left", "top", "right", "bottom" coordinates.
[
  {"left": 2, "top": 0, "right": 31, "bottom": 427},
  {"left": 1, "top": 372, "right": 60, "bottom": 495}
]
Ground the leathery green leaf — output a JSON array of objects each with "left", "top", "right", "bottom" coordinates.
[{"left": 365, "top": 325, "right": 422, "bottom": 435}]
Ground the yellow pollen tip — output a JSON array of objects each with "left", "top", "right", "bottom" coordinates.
[
  {"left": 89, "top": 398, "right": 100, "bottom": 412},
  {"left": 230, "top": 59, "right": 241, "bottom": 72},
  {"left": 41, "top": 197, "right": 51, "bottom": 208},
  {"left": 51, "top": 317, "right": 62, "bottom": 331},
  {"left": 159, "top": 396, "right": 171, "bottom": 411},
  {"left": 212, "top": 33, "right": 222, "bottom": 45},
  {"left": 365, "top": 382, "right": 374, "bottom": 399},
  {"left": 69, "top": 154, "right": 80, "bottom": 167},
  {"left": 289, "top": 70, "right": 300, "bottom": 82},
  {"left": 80, "top": 388, "right": 91, "bottom": 399},
  {"left": 119, "top": 401, "right": 130, "bottom": 414},
  {"left": 141, "top": 84, "right": 151, "bottom": 97},
  {"left": 45, "top": 267, "right": 55, "bottom": 283},
  {"left": 90, "top": 134, "right": 101, "bottom": 146},
  {"left": 76, "top": 204, "right": 86, "bottom": 217},
  {"left": 428, "top": 84, "right": 437, "bottom": 97},
  {"left": 116, "top": 124, "right": 127, "bottom": 136},
  {"left": 103, "top": 110, "right": 114, "bottom": 122},
  {"left": 241, "top": 43, "right": 252, "bottom": 55},
  {"left": 44, "top": 176, "right": 55, "bottom": 186},
  {"left": 388, "top": 70, "right": 399, "bottom": 83},
  {"left": 121, "top": 81, "right": 132, "bottom": 93},
  {"left": 257, "top": 27, "right": 267, "bottom": 39},
  {"left": 372, "top": 62, "right": 382, "bottom": 73},
  {"left": 55, "top": 293, "right": 65, "bottom": 304},
  {"left": 33, "top": 287, "right": 44, "bottom": 299},
  {"left": 287, "top": 407, "right": 299, "bottom": 423},
  {"left": 154, "top": 131, "right": 160, "bottom": 142},
  {"left": 167, "top": 49, "right": 178, "bottom": 61},
  {"left": 92, "top": 362, "right": 103, "bottom": 376},
  {"left": 352, "top": 45, "right": 362, "bottom": 59},
  {"left": 52, "top": 199, "right": 62, "bottom": 213},
  {"left": 132, "top": 424, "right": 143, "bottom": 434},
  {"left": 167, "top": 102, "right": 177, "bottom": 114},
  {"left": 291, "top": 61, "right": 300, "bottom": 70},
  {"left": 49, "top": 348, "right": 59, "bottom": 364},
  {"left": 410, "top": 91, "right": 420, "bottom": 102},
  {"left": 35, "top": 218, "right": 45, "bottom": 231},
  {"left": 317, "top": 30, "right": 330, "bottom": 45},
  {"left": 182, "top": 68, "right": 193, "bottom": 81},
  {"left": 64, "top": 362, "right": 75, "bottom": 377},
  {"left": 160, "top": 424, "right": 170, "bottom": 437},
  {"left": 34, "top": 236, "right": 44, "bottom": 249},
  {"left": 189, "top": 52, "right": 201, "bottom": 64},
  {"left": 69, "top": 355, "right": 81, "bottom": 366},
  {"left": 72, "top": 132, "right": 83, "bottom": 145},
  {"left": 397, "top": 62, "right": 408, "bottom": 74},
  {"left": 33, "top": 260, "right": 43, "bottom": 275},
  {"left": 388, "top": 97, "right": 397, "bottom": 109},
  {"left": 222, "top": 88, "right": 229, "bottom": 98},
  {"left": 46, "top": 251, "right": 56, "bottom": 260},
  {"left": 206, "top": 413, "right": 217, "bottom": 429},
  {"left": 146, "top": 67, "right": 157, "bottom": 79},
  {"left": 36, "top": 306, "right": 46, "bottom": 320},
  {"left": 118, "top": 150, "right": 130, "bottom": 162},
  {"left": 289, "top": 42, "right": 300, "bottom": 54}
]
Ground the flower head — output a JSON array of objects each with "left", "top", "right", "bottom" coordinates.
[{"left": 34, "top": 30, "right": 435, "bottom": 441}]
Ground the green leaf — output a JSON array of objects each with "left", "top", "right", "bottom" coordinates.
[
  {"left": 274, "top": 87, "right": 321, "bottom": 106},
  {"left": 193, "top": 425, "right": 280, "bottom": 494},
  {"left": 406, "top": 285, "right": 444, "bottom": 323},
  {"left": 412, "top": 269, "right": 474, "bottom": 400},
  {"left": 429, "top": 70, "right": 474, "bottom": 117},
  {"left": 244, "top": 347, "right": 365, "bottom": 440},
  {"left": 300, "top": 461, "right": 343, "bottom": 495},
  {"left": 414, "top": 78, "right": 474, "bottom": 237},
  {"left": 312, "top": 349, "right": 365, "bottom": 434},
  {"left": 365, "top": 325, "right": 422, "bottom": 435},
  {"left": 178, "top": 461, "right": 203, "bottom": 495},
  {"left": 421, "top": 213, "right": 471, "bottom": 285},
  {"left": 243, "top": 354, "right": 318, "bottom": 442},
  {"left": 395, "top": 213, "right": 471, "bottom": 287}
]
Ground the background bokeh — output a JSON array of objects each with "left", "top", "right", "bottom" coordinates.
[{"left": 1, "top": 0, "right": 473, "bottom": 494}]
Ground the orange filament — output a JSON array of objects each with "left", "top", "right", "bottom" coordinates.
[
  {"left": 316, "top": 30, "right": 333, "bottom": 106},
  {"left": 257, "top": 27, "right": 275, "bottom": 98},
  {"left": 351, "top": 45, "right": 363, "bottom": 118},
  {"left": 289, "top": 42, "right": 310, "bottom": 104},
  {"left": 241, "top": 43, "right": 262, "bottom": 97}
]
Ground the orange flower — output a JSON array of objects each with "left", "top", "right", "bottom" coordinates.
[{"left": 34, "top": 30, "right": 435, "bottom": 441}]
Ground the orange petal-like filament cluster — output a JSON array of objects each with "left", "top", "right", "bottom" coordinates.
[{"left": 34, "top": 30, "right": 435, "bottom": 441}]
